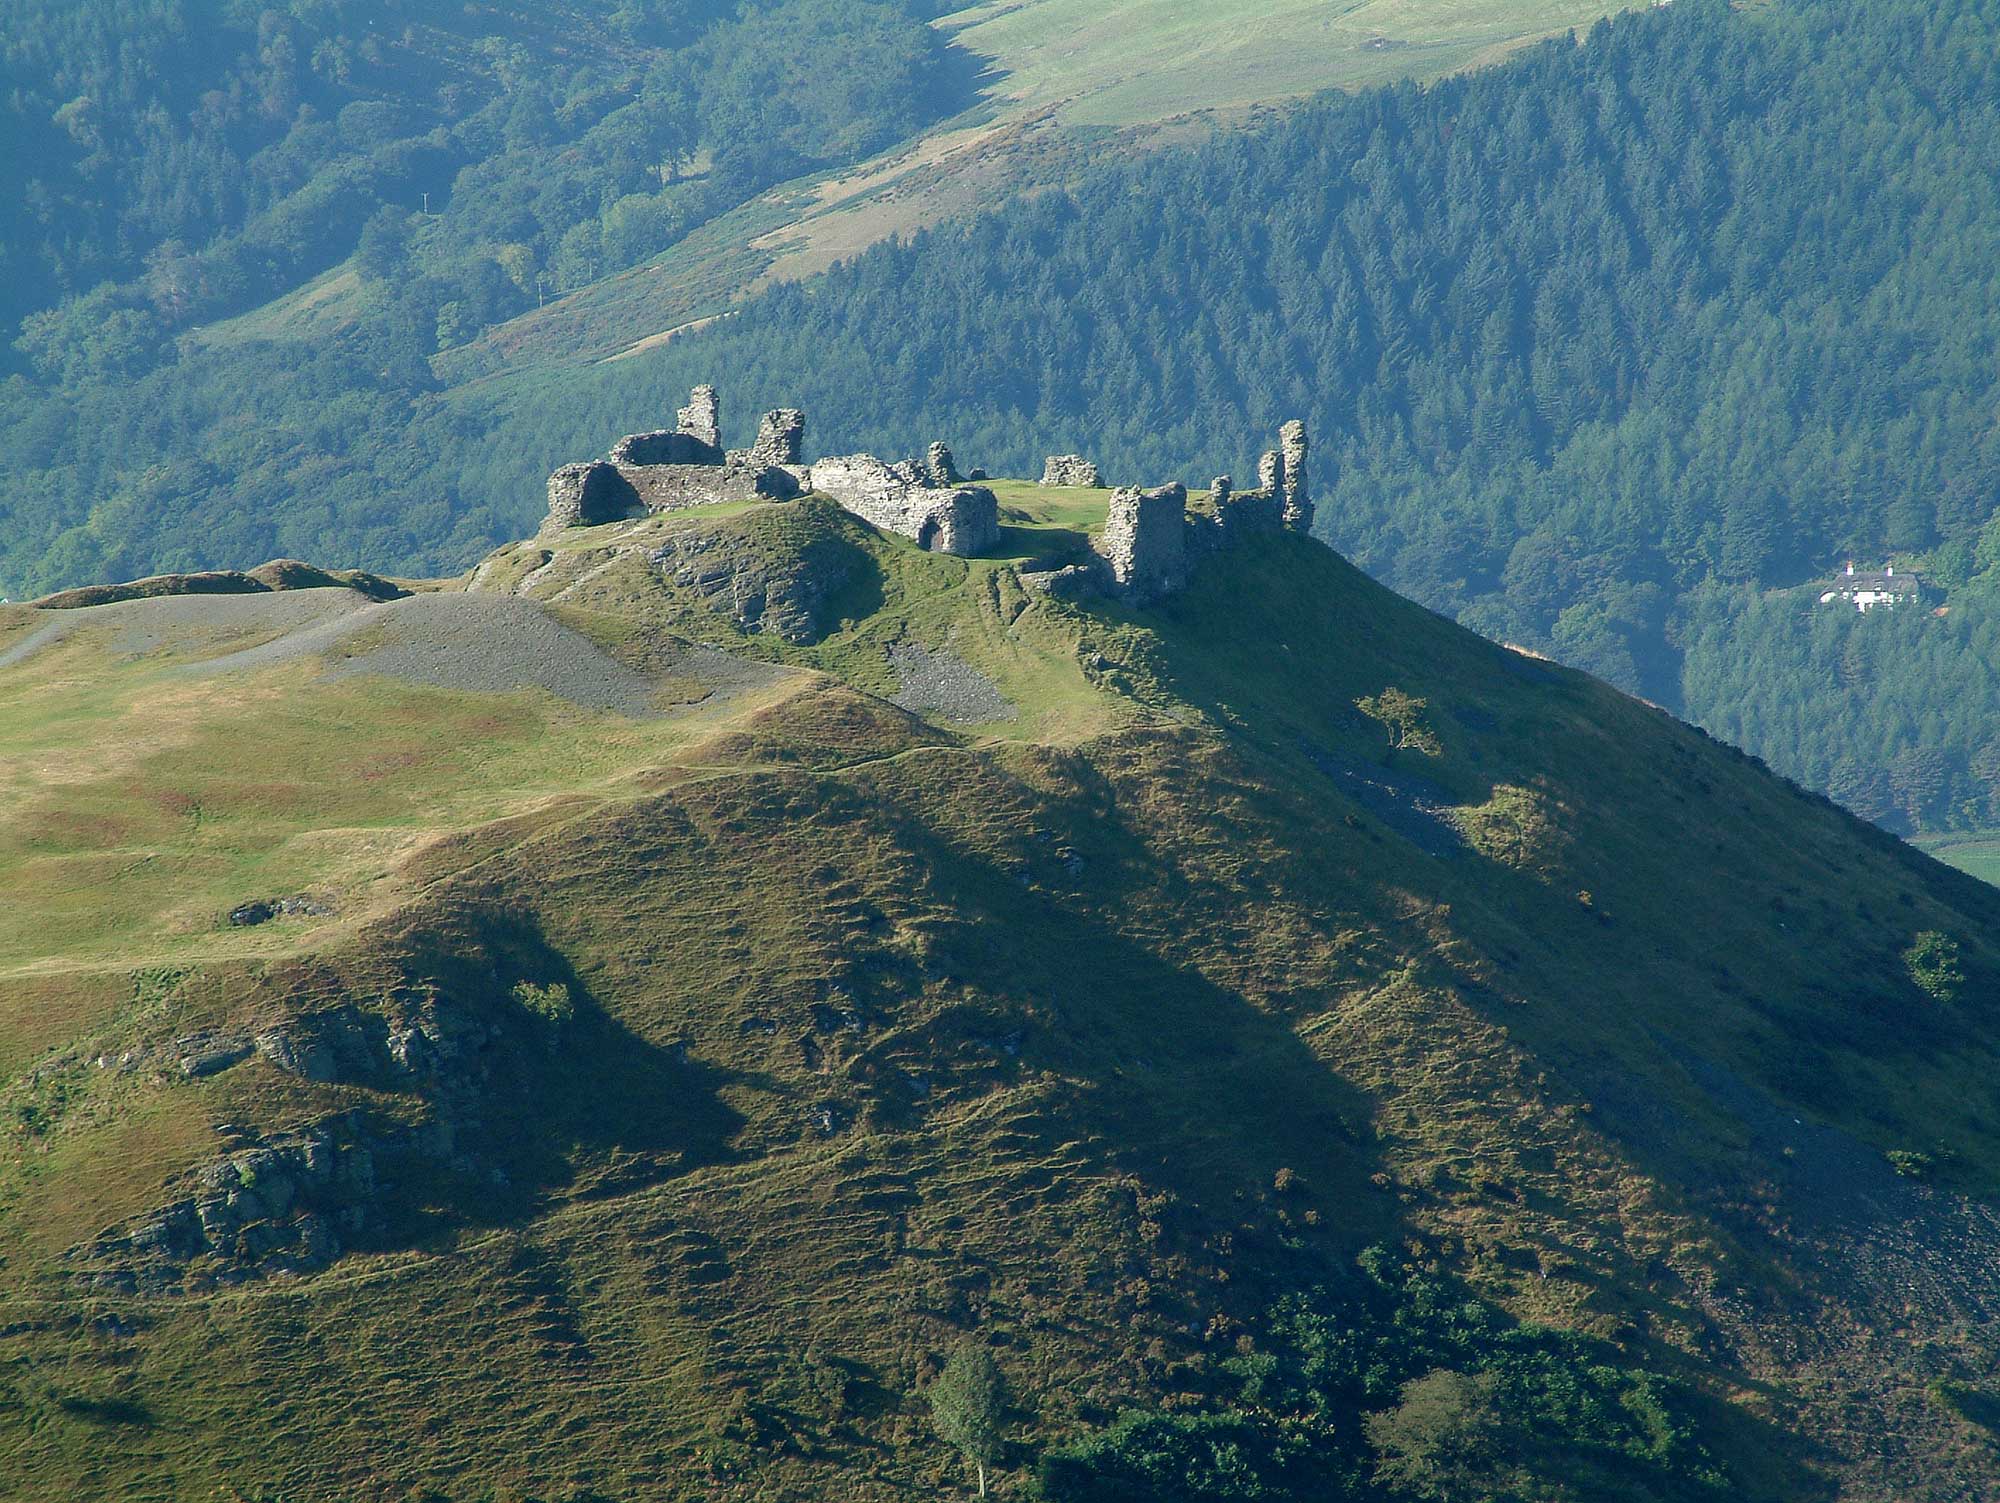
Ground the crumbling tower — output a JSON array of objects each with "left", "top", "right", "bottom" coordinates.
[
  {"left": 926, "top": 441, "right": 961, "bottom": 486},
  {"left": 1279, "top": 419, "right": 1311, "bottom": 532},
  {"left": 677, "top": 385, "right": 720, "bottom": 451},
  {"left": 746, "top": 409, "right": 805, "bottom": 469},
  {"left": 1096, "top": 483, "right": 1188, "bottom": 602}
]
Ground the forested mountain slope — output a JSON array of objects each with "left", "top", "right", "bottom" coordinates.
[
  {"left": 4, "top": 485, "right": 2000, "bottom": 1500},
  {"left": 0, "top": 0, "right": 1640, "bottom": 599},
  {"left": 0, "top": 0, "right": 963, "bottom": 362}
]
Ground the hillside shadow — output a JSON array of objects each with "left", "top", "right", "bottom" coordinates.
[
  {"left": 852, "top": 773, "right": 1824, "bottom": 1497},
  {"left": 991, "top": 522, "right": 1093, "bottom": 570},
  {"left": 376, "top": 911, "right": 748, "bottom": 1234}
]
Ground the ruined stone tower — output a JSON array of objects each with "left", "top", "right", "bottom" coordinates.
[
  {"left": 1096, "top": 483, "right": 1188, "bottom": 602},
  {"left": 746, "top": 409, "right": 805, "bottom": 469},
  {"left": 677, "top": 385, "right": 720, "bottom": 451},
  {"left": 1258, "top": 450, "right": 1282, "bottom": 494},
  {"left": 1279, "top": 420, "right": 1311, "bottom": 532},
  {"left": 926, "top": 441, "right": 961, "bottom": 487}
]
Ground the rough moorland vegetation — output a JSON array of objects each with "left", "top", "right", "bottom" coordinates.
[{"left": 3, "top": 488, "right": 2000, "bottom": 1499}]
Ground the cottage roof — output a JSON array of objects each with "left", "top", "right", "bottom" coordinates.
[{"left": 1825, "top": 567, "right": 1921, "bottom": 592}]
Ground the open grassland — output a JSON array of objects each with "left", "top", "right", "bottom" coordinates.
[
  {"left": 5, "top": 499, "right": 2000, "bottom": 1498},
  {"left": 1916, "top": 831, "right": 2000, "bottom": 890},
  {"left": 941, "top": 0, "right": 1650, "bottom": 129},
  {"left": 0, "top": 599, "right": 811, "bottom": 979}
]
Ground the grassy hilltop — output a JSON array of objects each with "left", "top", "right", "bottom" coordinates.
[{"left": 3, "top": 487, "right": 2000, "bottom": 1500}]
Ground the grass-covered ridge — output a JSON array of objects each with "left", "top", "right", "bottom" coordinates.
[{"left": 3, "top": 496, "right": 1999, "bottom": 1500}]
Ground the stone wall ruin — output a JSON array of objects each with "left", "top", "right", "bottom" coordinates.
[
  {"left": 740, "top": 409, "right": 805, "bottom": 470},
  {"left": 1041, "top": 455, "right": 1103, "bottom": 488},
  {"left": 541, "top": 386, "right": 809, "bottom": 534},
  {"left": 808, "top": 454, "right": 1000, "bottom": 556},
  {"left": 545, "top": 460, "right": 633, "bottom": 529},
  {"left": 677, "top": 384, "right": 720, "bottom": 450},
  {"left": 542, "top": 384, "right": 999, "bottom": 556},
  {"left": 1279, "top": 419, "right": 1312, "bottom": 531},
  {"left": 926, "top": 441, "right": 961, "bottom": 486},
  {"left": 1032, "top": 419, "right": 1312, "bottom": 604}
]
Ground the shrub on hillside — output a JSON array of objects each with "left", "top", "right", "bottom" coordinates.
[
  {"left": 511, "top": 979, "right": 575, "bottom": 1026},
  {"left": 1904, "top": 931, "right": 1965, "bottom": 1003}
]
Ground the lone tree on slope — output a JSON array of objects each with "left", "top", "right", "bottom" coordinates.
[{"left": 930, "top": 1344, "right": 1006, "bottom": 1496}]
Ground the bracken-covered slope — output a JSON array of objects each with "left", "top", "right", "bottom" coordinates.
[{"left": 2, "top": 491, "right": 1998, "bottom": 1501}]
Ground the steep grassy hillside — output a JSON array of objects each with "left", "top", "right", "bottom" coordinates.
[{"left": 3, "top": 491, "right": 1999, "bottom": 1501}]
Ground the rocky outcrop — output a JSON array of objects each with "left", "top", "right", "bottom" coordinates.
[
  {"left": 1095, "top": 483, "right": 1188, "bottom": 602},
  {"left": 809, "top": 455, "right": 1000, "bottom": 556},
  {"left": 33, "top": 562, "right": 405, "bottom": 610},
  {"left": 78, "top": 1119, "right": 378, "bottom": 1292},
  {"left": 648, "top": 524, "right": 859, "bottom": 644},
  {"left": 677, "top": 384, "right": 720, "bottom": 450},
  {"left": 546, "top": 461, "right": 638, "bottom": 529},
  {"left": 1280, "top": 419, "right": 1312, "bottom": 531},
  {"left": 1041, "top": 455, "right": 1103, "bottom": 488},
  {"left": 246, "top": 560, "right": 404, "bottom": 599}
]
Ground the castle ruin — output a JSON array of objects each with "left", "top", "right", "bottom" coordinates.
[
  {"left": 542, "top": 386, "right": 1315, "bottom": 597},
  {"left": 1065, "top": 418, "right": 1312, "bottom": 603},
  {"left": 1095, "top": 484, "right": 1188, "bottom": 602},
  {"left": 543, "top": 386, "right": 996, "bottom": 557}
]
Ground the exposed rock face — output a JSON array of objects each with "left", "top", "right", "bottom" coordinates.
[
  {"left": 79, "top": 1119, "right": 378, "bottom": 1292},
  {"left": 1096, "top": 483, "right": 1188, "bottom": 602},
  {"left": 1279, "top": 419, "right": 1312, "bottom": 531},
  {"left": 926, "top": 441, "right": 961, "bottom": 486},
  {"left": 745, "top": 409, "right": 806, "bottom": 469},
  {"left": 647, "top": 525, "right": 858, "bottom": 644},
  {"left": 677, "top": 384, "right": 720, "bottom": 450},
  {"left": 610, "top": 430, "right": 722, "bottom": 467},
  {"left": 546, "top": 461, "right": 637, "bottom": 529},
  {"left": 809, "top": 454, "right": 1000, "bottom": 556},
  {"left": 1041, "top": 455, "right": 1103, "bottom": 488}
]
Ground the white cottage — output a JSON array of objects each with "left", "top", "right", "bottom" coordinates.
[{"left": 1819, "top": 561, "right": 1923, "bottom": 613}]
